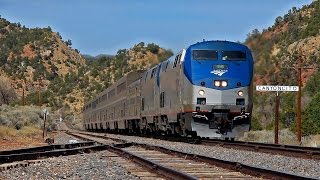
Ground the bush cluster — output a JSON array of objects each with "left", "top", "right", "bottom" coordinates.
[{"left": 0, "top": 105, "right": 55, "bottom": 131}]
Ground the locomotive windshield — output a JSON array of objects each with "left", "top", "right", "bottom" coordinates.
[
  {"left": 192, "top": 50, "right": 218, "bottom": 60},
  {"left": 222, "top": 51, "right": 246, "bottom": 60}
]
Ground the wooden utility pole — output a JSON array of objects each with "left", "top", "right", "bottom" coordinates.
[
  {"left": 295, "top": 49, "right": 314, "bottom": 144},
  {"left": 297, "top": 49, "right": 302, "bottom": 143},
  {"left": 38, "top": 77, "right": 42, "bottom": 107},
  {"left": 38, "top": 90, "right": 41, "bottom": 107},
  {"left": 42, "top": 113, "right": 46, "bottom": 138},
  {"left": 22, "top": 80, "right": 25, "bottom": 106},
  {"left": 275, "top": 91, "right": 280, "bottom": 144},
  {"left": 22, "top": 88, "right": 25, "bottom": 106},
  {"left": 280, "top": 48, "right": 315, "bottom": 144}
]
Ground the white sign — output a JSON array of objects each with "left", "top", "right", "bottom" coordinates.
[
  {"left": 256, "top": 85, "right": 299, "bottom": 92},
  {"left": 42, "top": 109, "right": 49, "bottom": 116}
]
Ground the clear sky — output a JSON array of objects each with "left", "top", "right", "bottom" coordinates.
[{"left": 0, "top": 0, "right": 313, "bottom": 56}]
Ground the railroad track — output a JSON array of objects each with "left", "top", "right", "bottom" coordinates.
[
  {"left": 66, "top": 132, "right": 174, "bottom": 179},
  {"left": 0, "top": 141, "right": 107, "bottom": 171},
  {"left": 67, "top": 131, "right": 315, "bottom": 180},
  {"left": 85, "top": 130, "right": 320, "bottom": 160},
  {"left": 200, "top": 139, "right": 320, "bottom": 160}
]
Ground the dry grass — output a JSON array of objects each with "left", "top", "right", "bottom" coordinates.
[
  {"left": 17, "top": 126, "right": 42, "bottom": 138},
  {"left": 0, "top": 125, "right": 48, "bottom": 151},
  {"left": 302, "top": 134, "right": 320, "bottom": 147},
  {"left": 0, "top": 126, "right": 17, "bottom": 137},
  {"left": 0, "top": 125, "right": 41, "bottom": 138},
  {"left": 239, "top": 129, "right": 320, "bottom": 147}
]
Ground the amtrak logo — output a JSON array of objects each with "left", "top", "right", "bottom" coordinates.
[{"left": 211, "top": 69, "right": 228, "bottom": 76}]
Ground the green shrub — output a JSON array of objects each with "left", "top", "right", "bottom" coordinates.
[
  {"left": 302, "top": 92, "right": 320, "bottom": 136},
  {"left": 251, "top": 116, "right": 263, "bottom": 130}
]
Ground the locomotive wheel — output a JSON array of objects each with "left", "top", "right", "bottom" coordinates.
[
  {"left": 166, "top": 129, "right": 173, "bottom": 136},
  {"left": 174, "top": 125, "right": 182, "bottom": 137},
  {"left": 155, "top": 130, "right": 161, "bottom": 136},
  {"left": 146, "top": 128, "right": 151, "bottom": 135},
  {"left": 191, "top": 131, "right": 198, "bottom": 138}
]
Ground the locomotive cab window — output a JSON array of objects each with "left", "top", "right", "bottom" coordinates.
[
  {"left": 192, "top": 50, "right": 218, "bottom": 60},
  {"left": 222, "top": 51, "right": 246, "bottom": 60}
]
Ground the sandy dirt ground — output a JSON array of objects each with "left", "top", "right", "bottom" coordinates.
[{"left": 0, "top": 132, "right": 57, "bottom": 151}]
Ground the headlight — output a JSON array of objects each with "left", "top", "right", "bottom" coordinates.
[
  {"left": 198, "top": 90, "right": 205, "bottom": 96},
  {"left": 237, "top": 90, "right": 244, "bottom": 96},
  {"left": 214, "top": 80, "right": 220, "bottom": 87},
  {"left": 214, "top": 80, "right": 228, "bottom": 87},
  {"left": 221, "top": 81, "right": 228, "bottom": 87}
]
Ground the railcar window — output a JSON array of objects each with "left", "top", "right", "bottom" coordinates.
[
  {"left": 144, "top": 72, "right": 148, "bottom": 81},
  {"left": 130, "top": 98, "right": 135, "bottom": 105},
  {"left": 102, "top": 94, "right": 107, "bottom": 101},
  {"left": 193, "top": 50, "right": 218, "bottom": 60},
  {"left": 108, "top": 89, "right": 115, "bottom": 98},
  {"left": 173, "top": 54, "right": 181, "bottom": 68},
  {"left": 222, "top": 51, "right": 246, "bottom": 60},
  {"left": 117, "top": 82, "right": 126, "bottom": 93},
  {"left": 141, "top": 98, "right": 145, "bottom": 111},
  {"left": 165, "top": 61, "right": 169, "bottom": 71},
  {"left": 151, "top": 68, "right": 156, "bottom": 78}
]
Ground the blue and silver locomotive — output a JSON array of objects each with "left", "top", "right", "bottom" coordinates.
[{"left": 84, "top": 40, "right": 254, "bottom": 138}]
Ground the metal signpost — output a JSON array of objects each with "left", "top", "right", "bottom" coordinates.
[
  {"left": 42, "top": 109, "right": 49, "bottom": 138},
  {"left": 256, "top": 85, "right": 299, "bottom": 144}
]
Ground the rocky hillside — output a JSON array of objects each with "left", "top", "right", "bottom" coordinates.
[
  {"left": 245, "top": 1, "right": 320, "bottom": 135},
  {"left": 0, "top": 16, "right": 173, "bottom": 114},
  {"left": 0, "top": 17, "right": 85, "bottom": 111}
]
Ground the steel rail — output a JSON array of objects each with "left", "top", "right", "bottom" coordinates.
[
  {"left": 80, "top": 131, "right": 320, "bottom": 160},
  {"left": 135, "top": 143, "right": 316, "bottom": 180},
  {"left": 200, "top": 139, "right": 320, "bottom": 159},
  {"left": 0, "top": 141, "right": 96, "bottom": 155},
  {"left": 0, "top": 144, "right": 107, "bottom": 164}
]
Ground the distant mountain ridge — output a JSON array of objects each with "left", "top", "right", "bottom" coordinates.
[{"left": 82, "top": 54, "right": 114, "bottom": 61}]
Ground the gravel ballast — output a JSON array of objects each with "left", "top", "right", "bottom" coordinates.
[
  {"left": 0, "top": 150, "right": 139, "bottom": 180},
  {"left": 53, "top": 132, "right": 84, "bottom": 144},
  {"left": 0, "top": 132, "right": 139, "bottom": 180}
]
